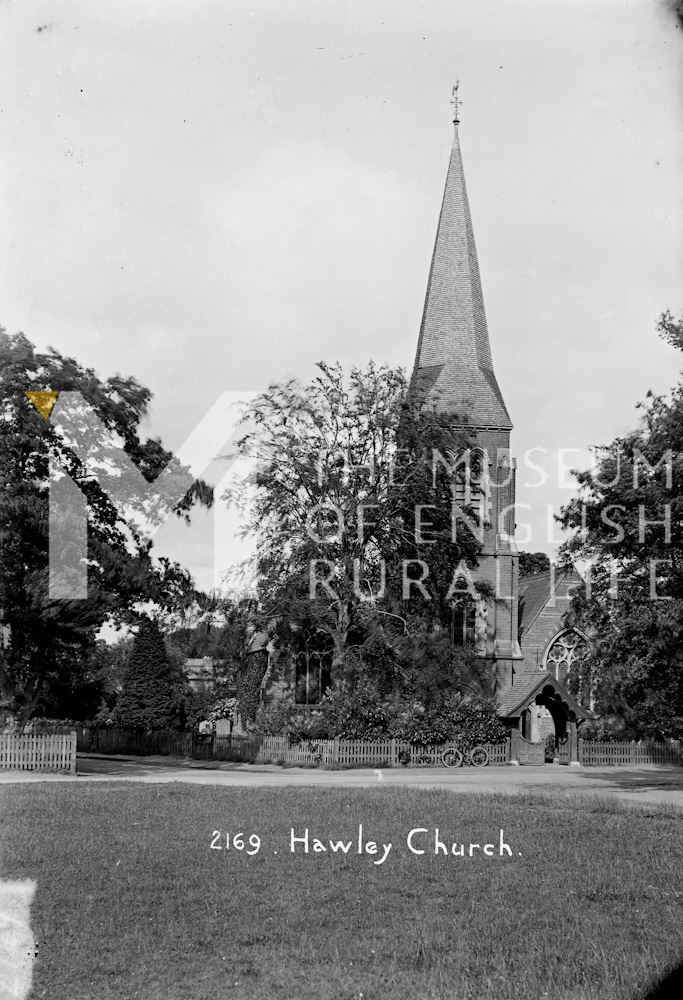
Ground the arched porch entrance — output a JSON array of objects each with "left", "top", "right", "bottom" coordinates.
[{"left": 497, "top": 672, "right": 593, "bottom": 765}]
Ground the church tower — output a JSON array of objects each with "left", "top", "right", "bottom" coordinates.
[{"left": 412, "top": 87, "right": 523, "bottom": 691}]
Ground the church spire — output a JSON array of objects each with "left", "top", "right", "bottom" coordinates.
[{"left": 411, "top": 88, "right": 512, "bottom": 430}]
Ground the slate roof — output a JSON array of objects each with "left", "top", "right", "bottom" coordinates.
[
  {"left": 518, "top": 567, "right": 584, "bottom": 637},
  {"left": 497, "top": 671, "right": 594, "bottom": 720},
  {"left": 411, "top": 123, "right": 512, "bottom": 430},
  {"left": 518, "top": 572, "right": 554, "bottom": 636}
]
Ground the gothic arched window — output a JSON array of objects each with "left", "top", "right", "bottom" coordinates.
[
  {"left": 452, "top": 580, "right": 476, "bottom": 647},
  {"left": 294, "top": 649, "right": 332, "bottom": 705},
  {"left": 544, "top": 629, "right": 590, "bottom": 685}
]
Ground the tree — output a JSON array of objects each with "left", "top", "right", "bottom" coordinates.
[
  {"left": 519, "top": 551, "right": 550, "bottom": 577},
  {"left": 0, "top": 329, "right": 211, "bottom": 728},
  {"left": 225, "top": 361, "right": 483, "bottom": 691},
  {"left": 167, "top": 591, "right": 267, "bottom": 725},
  {"left": 392, "top": 630, "right": 497, "bottom": 707},
  {"left": 558, "top": 311, "right": 683, "bottom": 739},
  {"left": 114, "top": 618, "right": 185, "bottom": 730},
  {"left": 30, "top": 640, "right": 113, "bottom": 723}
]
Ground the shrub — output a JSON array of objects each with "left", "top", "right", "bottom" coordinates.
[
  {"left": 180, "top": 690, "right": 216, "bottom": 732},
  {"left": 254, "top": 702, "right": 293, "bottom": 737},
  {"left": 317, "top": 680, "right": 507, "bottom": 745},
  {"left": 206, "top": 697, "right": 238, "bottom": 724},
  {"left": 389, "top": 694, "right": 507, "bottom": 746},
  {"left": 253, "top": 702, "right": 330, "bottom": 743},
  {"left": 284, "top": 713, "right": 330, "bottom": 744},
  {"left": 580, "top": 716, "right": 631, "bottom": 742},
  {"left": 319, "top": 679, "right": 393, "bottom": 739}
]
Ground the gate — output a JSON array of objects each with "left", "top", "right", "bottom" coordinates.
[
  {"left": 191, "top": 733, "right": 214, "bottom": 760},
  {"left": 517, "top": 736, "right": 545, "bottom": 765}
]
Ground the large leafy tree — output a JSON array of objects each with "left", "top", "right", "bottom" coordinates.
[
  {"left": 225, "top": 361, "right": 483, "bottom": 688},
  {"left": 558, "top": 312, "right": 683, "bottom": 739},
  {"left": 518, "top": 551, "right": 550, "bottom": 578},
  {"left": 0, "top": 329, "right": 211, "bottom": 728}
]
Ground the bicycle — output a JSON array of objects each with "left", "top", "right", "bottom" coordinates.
[{"left": 441, "top": 744, "right": 490, "bottom": 768}]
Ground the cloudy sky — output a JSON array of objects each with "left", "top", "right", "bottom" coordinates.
[{"left": 1, "top": 0, "right": 682, "bottom": 590}]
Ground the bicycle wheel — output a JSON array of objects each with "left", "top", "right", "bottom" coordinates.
[
  {"left": 469, "top": 746, "right": 489, "bottom": 767},
  {"left": 441, "top": 748, "right": 463, "bottom": 768}
]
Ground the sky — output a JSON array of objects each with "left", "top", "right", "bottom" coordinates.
[{"left": 1, "top": 0, "right": 682, "bottom": 591}]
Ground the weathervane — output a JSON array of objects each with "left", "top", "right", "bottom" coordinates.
[{"left": 451, "top": 81, "right": 461, "bottom": 124}]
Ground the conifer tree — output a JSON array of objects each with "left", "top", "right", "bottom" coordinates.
[{"left": 114, "top": 618, "right": 183, "bottom": 731}]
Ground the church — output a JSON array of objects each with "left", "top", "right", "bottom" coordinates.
[
  {"left": 253, "top": 91, "right": 593, "bottom": 764},
  {"left": 409, "top": 88, "right": 592, "bottom": 762}
]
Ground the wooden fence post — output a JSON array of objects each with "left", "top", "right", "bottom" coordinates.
[{"left": 508, "top": 728, "right": 519, "bottom": 765}]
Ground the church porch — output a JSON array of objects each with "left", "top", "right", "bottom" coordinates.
[{"left": 496, "top": 672, "right": 594, "bottom": 766}]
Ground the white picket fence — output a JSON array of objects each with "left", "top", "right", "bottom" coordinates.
[
  {"left": 0, "top": 732, "right": 77, "bottom": 774},
  {"left": 213, "top": 734, "right": 510, "bottom": 767},
  {"left": 579, "top": 740, "right": 683, "bottom": 767}
]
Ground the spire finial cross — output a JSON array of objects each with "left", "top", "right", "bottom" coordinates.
[{"left": 451, "top": 81, "right": 461, "bottom": 124}]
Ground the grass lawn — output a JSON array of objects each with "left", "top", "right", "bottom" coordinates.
[{"left": 0, "top": 783, "right": 681, "bottom": 1000}]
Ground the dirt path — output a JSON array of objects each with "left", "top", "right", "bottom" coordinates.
[{"left": 1, "top": 755, "right": 681, "bottom": 807}]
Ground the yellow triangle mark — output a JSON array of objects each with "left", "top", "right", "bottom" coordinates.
[{"left": 25, "top": 391, "right": 59, "bottom": 420}]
